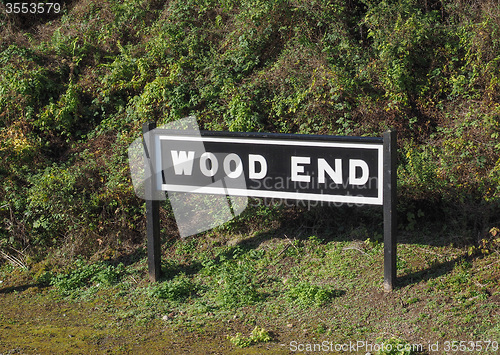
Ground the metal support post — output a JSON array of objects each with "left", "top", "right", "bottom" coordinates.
[
  {"left": 383, "top": 130, "right": 397, "bottom": 292},
  {"left": 143, "top": 122, "right": 161, "bottom": 282}
]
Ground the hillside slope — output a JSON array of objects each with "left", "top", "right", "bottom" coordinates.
[{"left": 0, "top": 0, "right": 499, "bottom": 258}]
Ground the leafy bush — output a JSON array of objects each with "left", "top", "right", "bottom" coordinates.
[
  {"left": 398, "top": 142, "right": 444, "bottom": 200},
  {"left": 93, "top": 262, "right": 127, "bottom": 286},
  {"left": 2, "top": 0, "right": 500, "bottom": 262},
  {"left": 364, "top": 0, "right": 445, "bottom": 107},
  {"left": 19, "top": 138, "right": 142, "bottom": 253},
  {"left": 0, "top": 47, "right": 61, "bottom": 127},
  {"left": 200, "top": 246, "right": 264, "bottom": 308},
  {"left": 25, "top": 164, "right": 87, "bottom": 246},
  {"left": 36, "top": 82, "right": 82, "bottom": 133}
]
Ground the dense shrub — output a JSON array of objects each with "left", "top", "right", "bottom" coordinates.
[{"left": 1, "top": 0, "right": 500, "bottom": 259}]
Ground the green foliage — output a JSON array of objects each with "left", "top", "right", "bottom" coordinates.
[
  {"left": 150, "top": 274, "right": 198, "bottom": 301},
  {"left": 36, "top": 82, "right": 81, "bottom": 133},
  {"left": 98, "top": 42, "right": 149, "bottom": 111},
  {"left": 25, "top": 164, "right": 85, "bottom": 245},
  {"left": 398, "top": 143, "right": 445, "bottom": 200},
  {"left": 16, "top": 138, "right": 141, "bottom": 253},
  {"left": 0, "top": 46, "right": 61, "bottom": 127},
  {"left": 286, "top": 282, "right": 342, "bottom": 308},
  {"left": 214, "top": 201, "right": 282, "bottom": 234},
  {"left": 92, "top": 262, "right": 127, "bottom": 286},
  {"left": 228, "top": 326, "right": 271, "bottom": 347},
  {"left": 364, "top": 0, "right": 444, "bottom": 107},
  {"left": 215, "top": 259, "right": 262, "bottom": 308},
  {"left": 49, "top": 29, "right": 91, "bottom": 65},
  {"left": 200, "top": 246, "right": 264, "bottom": 308},
  {"left": 50, "top": 259, "right": 126, "bottom": 294},
  {"left": 468, "top": 227, "right": 500, "bottom": 256},
  {"left": 1, "top": 0, "right": 500, "bottom": 260},
  {"left": 110, "top": 0, "right": 153, "bottom": 35},
  {"left": 225, "top": 92, "right": 263, "bottom": 131},
  {"left": 174, "top": 237, "right": 199, "bottom": 257},
  {"left": 454, "top": 3, "right": 500, "bottom": 102}
]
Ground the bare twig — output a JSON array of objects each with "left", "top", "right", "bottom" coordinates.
[
  {"left": 479, "top": 259, "right": 500, "bottom": 271},
  {"left": 342, "top": 246, "right": 370, "bottom": 256},
  {"left": 272, "top": 234, "right": 300, "bottom": 266},
  {"left": 284, "top": 234, "right": 299, "bottom": 252},
  {"left": 0, "top": 249, "right": 28, "bottom": 270},
  {"left": 474, "top": 280, "right": 486, "bottom": 288},
  {"left": 416, "top": 247, "right": 446, "bottom": 258},
  {"left": 272, "top": 244, "right": 291, "bottom": 265}
]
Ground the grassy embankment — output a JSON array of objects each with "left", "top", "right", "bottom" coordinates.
[{"left": 1, "top": 0, "right": 499, "bottom": 353}]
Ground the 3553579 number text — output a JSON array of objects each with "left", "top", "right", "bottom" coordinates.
[{"left": 4, "top": 2, "right": 61, "bottom": 14}]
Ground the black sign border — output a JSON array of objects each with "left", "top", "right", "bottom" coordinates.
[{"left": 152, "top": 130, "right": 384, "bottom": 205}]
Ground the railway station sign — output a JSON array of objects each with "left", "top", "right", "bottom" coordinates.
[
  {"left": 137, "top": 120, "right": 397, "bottom": 292},
  {"left": 154, "top": 131, "right": 384, "bottom": 205}
]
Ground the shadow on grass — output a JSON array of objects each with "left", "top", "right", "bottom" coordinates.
[
  {"left": 0, "top": 283, "right": 50, "bottom": 294},
  {"left": 223, "top": 201, "right": 491, "bottom": 289},
  {"left": 111, "top": 246, "right": 148, "bottom": 266},
  {"left": 161, "top": 260, "right": 203, "bottom": 281},
  {"left": 234, "top": 196, "right": 499, "bottom": 247},
  {"left": 396, "top": 254, "right": 467, "bottom": 289},
  {"left": 115, "top": 195, "right": 498, "bottom": 290}
]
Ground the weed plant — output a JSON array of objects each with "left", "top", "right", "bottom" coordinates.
[
  {"left": 49, "top": 259, "right": 126, "bottom": 295},
  {"left": 149, "top": 273, "right": 198, "bottom": 302},
  {"left": 286, "top": 282, "right": 343, "bottom": 308},
  {"left": 228, "top": 326, "right": 272, "bottom": 348}
]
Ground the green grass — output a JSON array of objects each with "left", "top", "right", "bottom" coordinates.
[{"left": 1, "top": 227, "right": 499, "bottom": 353}]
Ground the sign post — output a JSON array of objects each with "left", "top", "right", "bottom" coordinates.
[
  {"left": 143, "top": 122, "right": 161, "bottom": 282},
  {"left": 383, "top": 130, "right": 397, "bottom": 292},
  {"left": 141, "top": 127, "right": 397, "bottom": 290}
]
